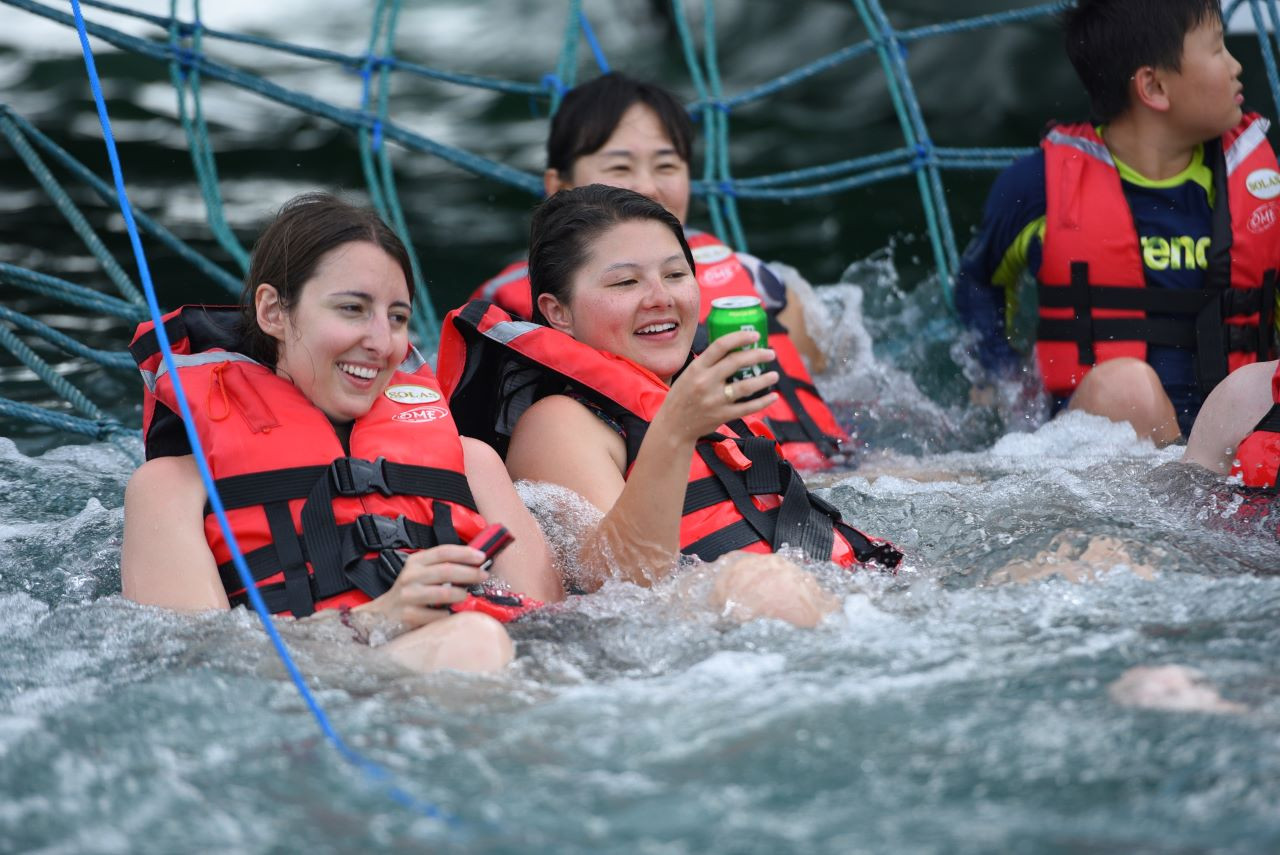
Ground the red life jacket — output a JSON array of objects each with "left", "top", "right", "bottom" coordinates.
[
  {"left": 130, "top": 305, "right": 489, "bottom": 617},
  {"left": 1229, "top": 361, "right": 1280, "bottom": 490},
  {"left": 1037, "top": 114, "right": 1280, "bottom": 397},
  {"left": 437, "top": 300, "right": 901, "bottom": 569},
  {"left": 468, "top": 231, "right": 849, "bottom": 470}
]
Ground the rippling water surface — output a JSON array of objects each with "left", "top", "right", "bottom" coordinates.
[{"left": 3, "top": 1, "right": 1280, "bottom": 852}]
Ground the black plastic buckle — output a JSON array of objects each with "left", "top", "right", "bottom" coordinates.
[
  {"left": 377, "top": 548, "right": 407, "bottom": 586},
  {"left": 1221, "top": 288, "right": 1259, "bottom": 317},
  {"left": 330, "top": 456, "right": 392, "bottom": 497},
  {"left": 355, "top": 513, "right": 413, "bottom": 552}
]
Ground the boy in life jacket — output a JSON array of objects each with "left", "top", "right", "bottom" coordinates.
[
  {"left": 468, "top": 73, "right": 850, "bottom": 471},
  {"left": 122, "top": 193, "right": 561, "bottom": 675},
  {"left": 956, "top": 0, "right": 1280, "bottom": 444}
]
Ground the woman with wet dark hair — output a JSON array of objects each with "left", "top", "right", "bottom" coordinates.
[
  {"left": 123, "top": 193, "right": 561, "bottom": 674},
  {"left": 441, "top": 186, "right": 900, "bottom": 627}
]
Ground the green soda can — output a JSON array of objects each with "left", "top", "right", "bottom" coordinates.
[{"left": 707, "top": 295, "right": 770, "bottom": 384}]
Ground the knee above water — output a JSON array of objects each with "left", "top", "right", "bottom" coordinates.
[{"left": 442, "top": 611, "right": 515, "bottom": 667}]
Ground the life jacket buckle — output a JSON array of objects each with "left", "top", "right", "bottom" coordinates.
[
  {"left": 331, "top": 456, "right": 392, "bottom": 497},
  {"left": 355, "top": 513, "right": 412, "bottom": 552},
  {"left": 377, "top": 548, "right": 407, "bottom": 585}
]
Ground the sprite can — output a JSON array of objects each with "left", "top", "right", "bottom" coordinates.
[{"left": 707, "top": 295, "right": 769, "bottom": 382}]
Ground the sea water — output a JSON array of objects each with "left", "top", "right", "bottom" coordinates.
[{"left": 2, "top": 261, "right": 1279, "bottom": 853}]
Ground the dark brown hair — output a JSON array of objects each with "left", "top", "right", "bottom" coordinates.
[
  {"left": 528, "top": 184, "right": 695, "bottom": 326},
  {"left": 237, "top": 192, "right": 412, "bottom": 366},
  {"left": 547, "top": 72, "right": 695, "bottom": 178}
]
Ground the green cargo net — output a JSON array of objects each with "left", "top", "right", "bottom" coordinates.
[{"left": 2, "top": 0, "right": 1278, "bottom": 448}]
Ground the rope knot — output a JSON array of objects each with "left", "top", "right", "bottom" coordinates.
[{"left": 540, "top": 73, "right": 568, "bottom": 97}]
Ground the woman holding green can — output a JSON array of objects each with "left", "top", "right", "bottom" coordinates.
[{"left": 439, "top": 185, "right": 900, "bottom": 626}]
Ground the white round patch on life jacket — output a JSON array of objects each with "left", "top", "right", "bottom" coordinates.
[
  {"left": 692, "top": 244, "right": 733, "bottom": 265},
  {"left": 383, "top": 384, "right": 441, "bottom": 406},
  {"left": 1245, "top": 168, "right": 1280, "bottom": 200},
  {"left": 392, "top": 405, "right": 450, "bottom": 423}
]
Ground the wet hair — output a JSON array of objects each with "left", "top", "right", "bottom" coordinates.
[
  {"left": 237, "top": 192, "right": 412, "bottom": 367},
  {"left": 546, "top": 72, "right": 695, "bottom": 177},
  {"left": 1063, "top": 0, "right": 1223, "bottom": 123},
  {"left": 528, "top": 184, "right": 695, "bottom": 326}
]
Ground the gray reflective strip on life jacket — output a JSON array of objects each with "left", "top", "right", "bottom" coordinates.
[
  {"left": 399, "top": 344, "right": 427, "bottom": 374},
  {"left": 1225, "top": 118, "right": 1270, "bottom": 176},
  {"left": 484, "top": 319, "right": 541, "bottom": 345},
  {"left": 140, "top": 350, "right": 259, "bottom": 392},
  {"left": 481, "top": 264, "right": 529, "bottom": 300},
  {"left": 1045, "top": 129, "right": 1114, "bottom": 166}
]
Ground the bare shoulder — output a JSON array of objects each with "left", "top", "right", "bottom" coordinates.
[
  {"left": 125, "top": 454, "right": 205, "bottom": 507},
  {"left": 513, "top": 393, "right": 622, "bottom": 450},
  {"left": 507, "top": 393, "right": 627, "bottom": 500}
]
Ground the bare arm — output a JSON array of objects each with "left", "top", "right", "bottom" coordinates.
[
  {"left": 122, "top": 455, "right": 230, "bottom": 610},
  {"left": 506, "top": 331, "right": 779, "bottom": 589},
  {"left": 460, "top": 436, "right": 562, "bottom": 603},
  {"left": 1184, "top": 360, "right": 1277, "bottom": 474}
]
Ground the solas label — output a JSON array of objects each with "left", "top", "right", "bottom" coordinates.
[
  {"left": 383, "top": 384, "right": 441, "bottom": 405},
  {"left": 1246, "top": 168, "right": 1280, "bottom": 200}
]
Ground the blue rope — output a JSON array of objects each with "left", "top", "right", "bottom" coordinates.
[
  {"left": 0, "top": 262, "right": 149, "bottom": 319},
  {"left": 0, "top": 106, "right": 242, "bottom": 295},
  {"left": 579, "top": 9, "right": 610, "bottom": 73},
  {"left": 0, "top": 397, "right": 136, "bottom": 443},
  {"left": 10, "top": 0, "right": 544, "bottom": 195},
  {"left": 0, "top": 306, "right": 135, "bottom": 369},
  {"left": 66, "top": 0, "right": 454, "bottom": 825},
  {"left": 78, "top": 0, "right": 546, "bottom": 96}
]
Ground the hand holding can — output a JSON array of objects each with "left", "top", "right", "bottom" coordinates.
[{"left": 707, "top": 296, "right": 774, "bottom": 400}]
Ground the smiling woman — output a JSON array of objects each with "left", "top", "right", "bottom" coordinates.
[
  {"left": 438, "top": 185, "right": 900, "bottom": 626},
  {"left": 121, "top": 193, "right": 562, "bottom": 675}
]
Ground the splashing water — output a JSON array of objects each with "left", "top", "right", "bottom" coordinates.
[{"left": 2, "top": 249, "right": 1279, "bottom": 853}]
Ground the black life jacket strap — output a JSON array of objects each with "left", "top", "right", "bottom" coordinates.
[
  {"left": 204, "top": 459, "right": 477, "bottom": 516},
  {"left": 1070, "top": 261, "right": 1096, "bottom": 364},
  {"left": 682, "top": 508, "right": 782, "bottom": 561},
  {"left": 262, "top": 500, "right": 315, "bottom": 617},
  {"left": 1037, "top": 283, "right": 1265, "bottom": 315},
  {"left": 228, "top": 577, "right": 325, "bottom": 614},
  {"left": 693, "top": 442, "right": 782, "bottom": 547},
  {"left": 1253, "top": 402, "right": 1280, "bottom": 434},
  {"left": 767, "top": 366, "right": 843, "bottom": 457},
  {"left": 1259, "top": 270, "right": 1278, "bottom": 362},
  {"left": 1036, "top": 317, "right": 1259, "bottom": 352},
  {"left": 689, "top": 433, "right": 836, "bottom": 561}
]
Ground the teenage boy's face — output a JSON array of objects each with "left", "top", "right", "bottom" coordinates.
[{"left": 1163, "top": 17, "right": 1244, "bottom": 140}]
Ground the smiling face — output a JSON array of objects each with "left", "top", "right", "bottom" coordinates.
[
  {"left": 257, "top": 240, "right": 411, "bottom": 423},
  {"left": 1163, "top": 17, "right": 1244, "bottom": 142},
  {"left": 548, "top": 103, "right": 692, "bottom": 224},
  {"left": 537, "top": 218, "right": 698, "bottom": 383}
]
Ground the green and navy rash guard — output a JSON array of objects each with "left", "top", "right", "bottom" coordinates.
[{"left": 956, "top": 140, "right": 1221, "bottom": 431}]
